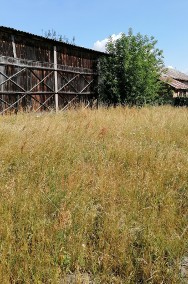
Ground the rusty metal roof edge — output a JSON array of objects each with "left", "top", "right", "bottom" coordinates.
[{"left": 0, "top": 26, "right": 108, "bottom": 56}]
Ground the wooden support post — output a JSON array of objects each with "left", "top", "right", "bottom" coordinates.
[
  {"left": 95, "top": 59, "right": 99, "bottom": 109},
  {"left": 54, "top": 46, "right": 58, "bottom": 111},
  {"left": 11, "top": 35, "right": 17, "bottom": 58},
  {"left": 0, "top": 66, "right": 4, "bottom": 112}
]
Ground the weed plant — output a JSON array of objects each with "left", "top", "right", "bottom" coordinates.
[{"left": 0, "top": 106, "right": 187, "bottom": 283}]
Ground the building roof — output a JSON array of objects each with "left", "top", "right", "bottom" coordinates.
[
  {"left": 0, "top": 26, "right": 107, "bottom": 56},
  {"left": 161, "top": 67, "right": 188, "bottom": 90},
  {"left": 161, "top": 76, "right": 188, "bottom": 90},
  {"left": 163, "top": 68, "right": 188, "bottom": 81}
]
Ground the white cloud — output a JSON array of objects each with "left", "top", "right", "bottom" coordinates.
[
  {"left": 93, "top": 38, "right": 108, "bottom": 52},
  {"left": 167, "top": 66, "right": 174, "bottom": 69},
  {"left": 93, "top": 33, "right": 122, "bottom": 52}
]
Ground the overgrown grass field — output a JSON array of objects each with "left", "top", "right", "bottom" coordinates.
[{"left": 0, "top": 106, "right": 187, "bottom": 283}]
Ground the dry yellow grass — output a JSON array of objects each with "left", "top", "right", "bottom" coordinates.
[{"left": 0, "top": 106, "right": 187, "bottom": 283}]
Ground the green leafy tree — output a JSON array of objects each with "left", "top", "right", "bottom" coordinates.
[{"left": 99, "top": 29, "right": 166, "bottom": 106}]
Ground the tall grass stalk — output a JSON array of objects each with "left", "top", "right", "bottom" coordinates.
[{"left": 0, "top": 106, "right": 187, "bottom": 283}]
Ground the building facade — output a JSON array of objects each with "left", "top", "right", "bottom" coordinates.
[
  {"left": 161, "top": 68, "right": 188, "bottom": 105},
  {"left": 0, "top": 26, "right": 105, "bottom": 113}
]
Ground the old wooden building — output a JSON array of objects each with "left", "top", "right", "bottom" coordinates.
[
  {"left": 161, "top": 68, "right": 188, "bottom": 105},
  {"left": 0, "top": 26, "right": 105, "bottom": 113}
]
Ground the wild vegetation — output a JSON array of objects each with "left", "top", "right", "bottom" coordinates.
[
  {"left": 0, "top": 106, "right": 187, "bottom": 283},
  {"left": 43, "top": 28, "right": 76, "bottom": 44},
  {"left": 99, "top": 29, "right": 172, "bottom": 106}
]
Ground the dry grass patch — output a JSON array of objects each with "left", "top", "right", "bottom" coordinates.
[{"left": 0, "top": 106, "right": 187, "bottom": 283}]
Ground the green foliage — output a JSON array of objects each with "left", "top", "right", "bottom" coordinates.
[
  {"left": 158, "top": 81, "right": 174, "bottom": 105},
  {"left": 44, "top": 29, "right": 76, "bottom": 44},
  {"left": 99, "top": 29, "right": 167, "bottom": 106}
]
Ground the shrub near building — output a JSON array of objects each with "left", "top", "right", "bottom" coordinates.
[{"left": 99, "top": 29, "right": 171, "bottom": 106}]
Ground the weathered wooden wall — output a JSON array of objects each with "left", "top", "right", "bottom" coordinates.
[{"left": 0, "top": 27, "right": 103, "bottom": 113}]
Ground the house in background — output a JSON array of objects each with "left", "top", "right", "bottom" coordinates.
[{"left": 161, "top": 68, "right": 188, "bottom": 105}]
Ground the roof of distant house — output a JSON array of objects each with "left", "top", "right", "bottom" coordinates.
[
  {"left": 160, "top": 76, "right": 188, "bottom": 90},
  {"left": 161, "top": 68, "right": 188, "bottom": 90},
  {"left": 163, "top": 68, "right": 188, "bottom": 81}
]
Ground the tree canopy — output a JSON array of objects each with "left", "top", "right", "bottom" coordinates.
[{"left": 98, "top": 29, "right": 167, "bottom": 106}]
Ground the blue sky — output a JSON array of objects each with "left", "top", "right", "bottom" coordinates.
[{"left": 1, "top": 0, "right": 188, "bottom": 72}]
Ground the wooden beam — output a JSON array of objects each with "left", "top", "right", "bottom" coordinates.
[
  {"left": 57, "top": 74, "right": 79, "bottom": 93},
  {"left": 35, "top": 94, "right": 55, "bottom": 112},
  {"left": 0, "top": 68, "right": 26, "bottom": 88},
  {"left": 79, "top": 80, "right": 94, "bottom": 93},
  {"left": 0, "top": 94, "right": 27, "bottom": 115},
  {"left": 54, "top": 46, "right": 58, "bottom": 111},
  {"left": 0, "top": 56, "right": 95, "bottom": 74},
  {"left": 11, "top": 35, "right": 17, "bottom": 58},
  {"left": 29, "top": 69, "right": 54, "bottom": 92}
]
